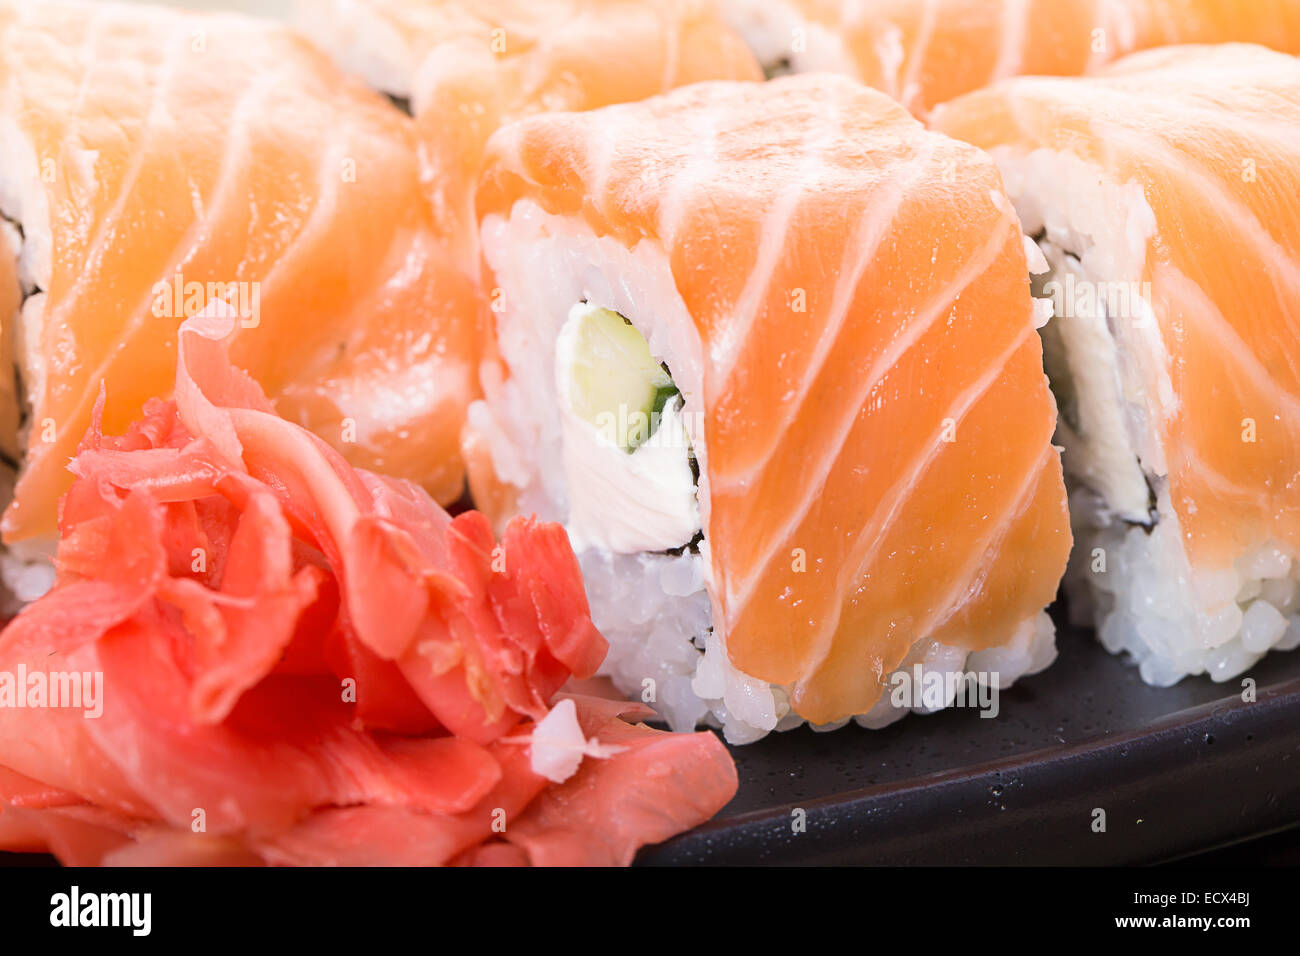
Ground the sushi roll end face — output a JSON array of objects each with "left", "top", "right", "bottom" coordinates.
[
  {"left": 466, "top": 74, "right": 1071, "bottom": 742},
  {"left": 933, "top": 44, "right": 1300, "bottom": 686},
  {"left": 554, "top": 303, "right": 701, "bottom": 554}
]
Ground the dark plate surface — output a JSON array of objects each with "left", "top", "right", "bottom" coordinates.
[{"left": 638, "top": 612, "right": 1300, "bottom": 865}]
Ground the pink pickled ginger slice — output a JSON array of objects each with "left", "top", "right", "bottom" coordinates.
[{"left": 0, "top": 308, "right": 736, "bottom": 865}]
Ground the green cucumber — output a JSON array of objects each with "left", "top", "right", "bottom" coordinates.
[{"left": 566, "top": 306, "right": 678, "bottom": 452}]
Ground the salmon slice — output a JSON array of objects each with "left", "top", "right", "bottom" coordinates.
[
  {"left": 468, "top": 74, "right": 1071, "bottom": 733},
  {"left": 932, "top": 44, "right": 1300, "bottom": 684},
  {"left": 0, "top": 0, "right": 475, "bottom": 543},
  {"left": 722, "top": 0, "right": 1300, "bottom": 118},
  {"left": 409, "top": 1, "right": 760, "bottom": 228}
]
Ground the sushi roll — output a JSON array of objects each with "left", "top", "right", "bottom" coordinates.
[
  {"left": 465, "top": 74, "right": 1072, "bottom": 742},
  {"left": 932, "top": 44, "right": 1300, "bottom": 685},
  {"left": 294, "top": 0, "right": 762, "bottom": 109},
  {"left": 0, "top": 2, "right": 475, "bottom": 571},
  {"left": 721, "top": 0, "right": 1300, "bottom": 118},
  {"left": 293, "top": 0, "right": 762, "bottom": 249}
]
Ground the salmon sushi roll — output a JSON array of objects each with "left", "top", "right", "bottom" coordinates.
[
  {"left": 294, "top": 0, "right": 762, "bottom": 250},
  {"left": 294, "top": 0, "right": 762, "bottom": 109},
  {"left": 933, "top": 44, "right": 1300, "bottom": 685},
  {"left": 0, "top": 1, "right": 475, "bottom": 597},
  {"left": 722, "top": 0, "right": 1300, "bottom": 118},
  {"left": 465, "top": 74, "right": 1072, "bottom": 742}
]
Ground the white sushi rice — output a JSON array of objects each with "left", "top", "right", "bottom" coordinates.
[
  {"left": 469, "top": 199, "right": 1058, "bottom": 743},
  {"left": 994, "top": 146, "right": 1300, "bottom": 685},
  {"left": 0, "top": 531, "right": 55, "bottom": 620},
  {"left": 719, "top": 0, "right": 862, "bottom": 80},
  {"left": 1067, "top": 485, "right": 1300, "bottom": 685},
  {"left": 0, "top": 119, "right": 59, "bottom": 613}
]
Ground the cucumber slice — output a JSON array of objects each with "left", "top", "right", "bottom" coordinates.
[{"left": 564, "top": 305, "right": 678, "bottom": 452}]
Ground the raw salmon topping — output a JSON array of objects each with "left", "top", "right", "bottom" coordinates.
[
  {"left": 0, "top": 1, "right": 479, "bottom": 542},
  {"left": 0, "top": 309, "right": 736, "bottom": 866}
]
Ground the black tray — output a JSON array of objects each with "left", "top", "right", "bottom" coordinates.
[{"left": 638, "top": 613, "right": 1300, "bottom": 865}]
